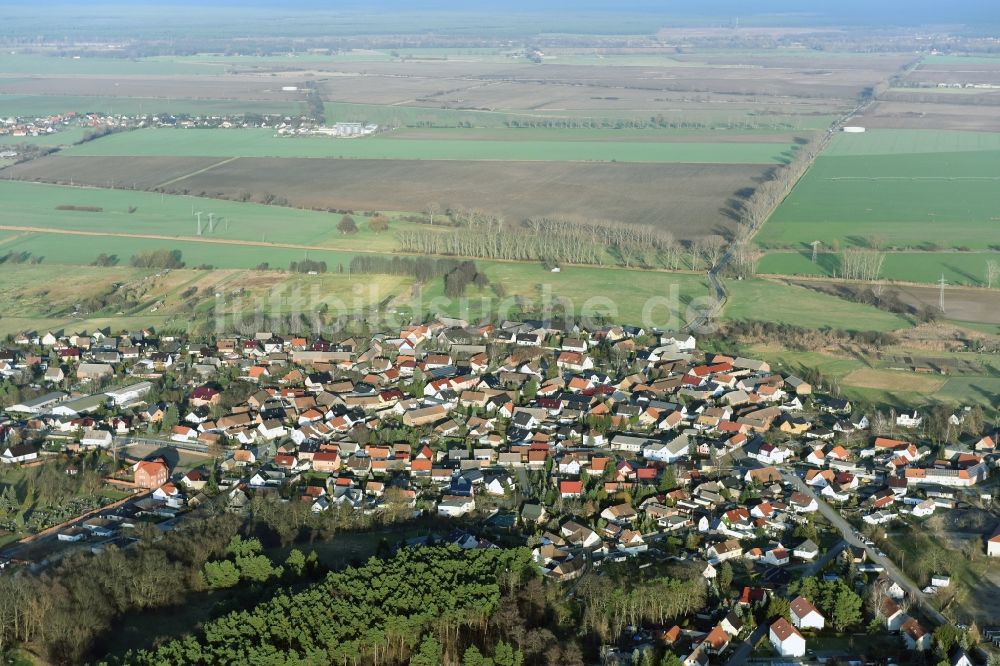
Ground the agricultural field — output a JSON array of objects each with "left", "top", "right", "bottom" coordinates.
[
  {"left": 857, "top": 100, "right": 1000, "bottom": 132},
  {"left": 756, "top": 129, "right": 1000, "bottom": 252},
  {"left": 0, "top": 94, "right": 305, "bottom": 118},
  {"left": 0, "top": 180, "right": 403, "bottom": 250},
  {"left": 721, "top": 278, "right": 913, "bottom": 332},
  {"left": 747, "top": 346, "right": 1000, "bottom": 413},
  {"left": 11, "top": 156, "right": 763, "bottom": 234},
  {"left": 60, "top": 127, "right": 802, "bottom": 163},
  {"left": 757, "top": 250, "right": 999, "bottom": 287},
  {"left": 783, "top": 278, "right": 1000, "bottom": 328}
]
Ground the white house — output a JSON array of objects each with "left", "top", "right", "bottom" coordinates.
[
  {"left": 988, "top": 527, "right": 1000, "bottom": 558},
  {"left": 643, "top": 433, "right": 690, "bottom": 463},
  {"left": 789, "top": 596, "right": 825, "bottom": 630},
  {"left": 437, "top": 495, "right": 475, "bottom": 517},
  {"left": 770, "top": 618, "right": 806, "bottom": 657},
  {"left": 896, "top": 410, "right": 922, "bottom": 428},
  {"left": 1, "top": 444, "right": 38, "bottom": 464},
  {"left": 79, "top": 429, "right": 113, "bottom": 449}
]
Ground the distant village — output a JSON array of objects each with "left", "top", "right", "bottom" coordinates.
[{"left": 0, "top": 318, "right": 997, "bottom": 664}]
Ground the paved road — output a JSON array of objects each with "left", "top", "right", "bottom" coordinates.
[
  {"left": 781, "top": 470, "right": 947, "bottom": 626},
  {"left": 724, "top": 623, "right": 767, "bottom": 666}
]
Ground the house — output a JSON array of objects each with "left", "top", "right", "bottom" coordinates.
[
  {"left": 789, "top": 596, "right": 825, "bottom": 630},
  {"left": 706, "top": 539, "right": 742, "bottom": 564},
  {"left": 80, "top": 428, "right": 113, "bottom": 449},
  {"left": 988, "top": 526, "right": 1000, "bottom": 557},
  {"left": 896, "top": 410, "right": 923, "bottom": 428},
  {"left": 880, "top": 598, "right": 907, "bottom": 631},
  {"left": 901, "top": 618, "right": 931, "bottom": 651},
  {"left": 703, "top": 625, "right": 730, "bottom": 654},
  {"left": 438, "top": 495, "right": 476, "bottom": 517},
  {"left": 1, "top": 444, "right": 38, "bottom": 464},
  {"left": 559, "top": 480, "right": 583, "bottom": 498},
  {"left": 600, "top": 503, "right": 638, "bottom": 524},
  {"left": 793, "top": 539, "right": 819, "bottom": 561},
  {"left": 77, "top": 363, "right": 114, "bottom": 381},
  {"left": 769, "top": 618, "right": 806, "bottom": 657},
  {"left": 133, "top": 459, "right": 169, "bottom": 489}
]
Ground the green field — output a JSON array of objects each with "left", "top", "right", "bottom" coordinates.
[
  {"left": 0, "top": 94, "right": 305, "bottom": 118},
  {"left": 411, "top": 263, "right": 710, "bottom": 326},
  {"left": 748, "top": 347, "right": 999, "bottom": 413},
  {"left": 0, "top": 181, "right": 408, "bottom": 250},
  {"left": 757, "top": 129, "right": 1000, "bottom": 250},
  {"left": 0, "top": 54, "right": 227, "bottom": 76},
  {"left": 722, "top": 279, "right": 912, "bottom": 331},
  {"left": 62, "top": 127, "right": 794, "bottom": 163},
  {"left": 757, "top": 251, "right": 998, "bottom": 286}
]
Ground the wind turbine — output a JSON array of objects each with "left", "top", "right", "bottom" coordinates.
[
  {"left": 195, "top": 211, "right": 203, "bottom": 236},
  {"left": 208, "top": 213, "right": 215, "bottom": 233}
]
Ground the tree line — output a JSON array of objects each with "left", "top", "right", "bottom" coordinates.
[
  {"left": 349, "top": 255, "right": 478, "bottom": 282},
  {"left": 396, "top": 215, "right": 716, "bottom": 271},
  {"left": 129, "top": 249, "right": 184, "bottom": 269}
]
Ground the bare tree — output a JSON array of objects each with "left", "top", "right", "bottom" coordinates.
[{"left": 425, "top": 202, "right": 441, "bottom": 225}]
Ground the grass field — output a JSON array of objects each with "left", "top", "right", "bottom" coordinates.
[
  {"left": 408, "top": 263, "right": 710, "bottom": 327},
  {"left": 757, "top": 251, "right": 999, "bottom": 286},
  {"left": 0, "top": 94, "right": 305, "bottom": 118},
  {"left": 722, "top": 279, "right": 913, "bottom": 332},
  {"left": 757, "top": 129, "right": 1000, "bottom": 250},
  {"left": 62, "top": 127, "right": 795, "bottom": 163},
  {"left": 0, "top": 258, "right": 709, "bottom": 336},
  {"left": 0, "top": 180, "right": 406, "bottom": 250},
  {"left": 747, "top": 347, "right": 999, "bottom": 413}
]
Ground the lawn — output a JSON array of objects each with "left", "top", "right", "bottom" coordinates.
[
  {"left": 63, "top": 127, "right": 794, "bottom": 163},
  {"left": 0, "top": 180, "right": 406, "bottom": 251},
  {"left": 756, "top": 129, "right": 1000, "bottom": 250},
  {"left": 757, "top": 250, "right": 999, "bottom": 286},
  {"left": 722, "top": 279, "right": 913, "bottom": 332}
]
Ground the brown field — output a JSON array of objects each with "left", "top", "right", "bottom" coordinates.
[
  {"left": 789, "top": 279, "right": 1000, "bottom": 326},
  {"left": 858, "top": 100, "right": 1000, "bottom": 131},
  {"left": 4, "top": 156, "right": 224, "bottom": 190},
  {"left": 11, "top": 155, "right": 764, "bottom": 235},
  {"left": 903, "top": 61, "right": 1000, "bottom": 87},
  {"left": 842, "top": 368, "right": 946, "bottom": 393}
]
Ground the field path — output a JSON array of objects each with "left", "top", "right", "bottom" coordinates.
[{"left": 154, "top": 155, "right": 240, "bottom": 188}]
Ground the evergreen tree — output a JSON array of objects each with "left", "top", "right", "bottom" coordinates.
[{"left": 410, "top": 636, "right": 443, "bottom": 666}]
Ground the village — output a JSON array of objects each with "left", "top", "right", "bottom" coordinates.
[{"left": 0, "top": 318, "right": 997, "bottom": 665}]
